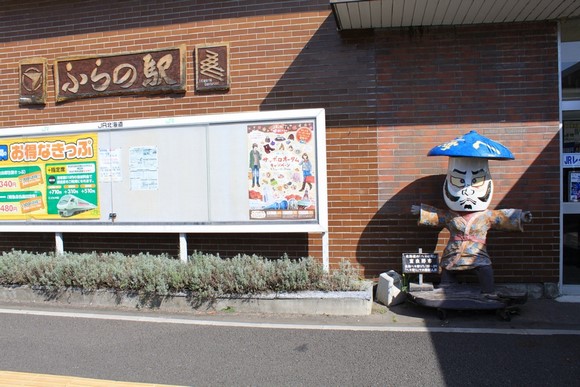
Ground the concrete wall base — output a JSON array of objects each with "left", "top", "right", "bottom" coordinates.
[{"left": 0, "top": 284, "right": 374, "bottom": 316}]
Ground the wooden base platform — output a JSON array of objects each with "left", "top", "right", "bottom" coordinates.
[{"left": 406, "top": 284, "right": 527, "bottom": 321}]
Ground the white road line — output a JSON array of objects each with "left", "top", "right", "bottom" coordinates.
[{"left": 1, "top": 307, "right": 579, "bottom": 336}]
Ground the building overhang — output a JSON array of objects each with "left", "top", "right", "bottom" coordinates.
[{"left": 330, "top": 0, "right": 580, "bottom": 30}]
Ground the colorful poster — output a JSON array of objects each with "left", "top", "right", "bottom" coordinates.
[
  {"left": 247, "top": 122, "right": 316, "bottom": 220},
  {"left": 0, "top": 134, "right": 99, "bottom": 220}
]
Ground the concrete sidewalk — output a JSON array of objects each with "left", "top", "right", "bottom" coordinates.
[
  {"left": 1, "top": 283, "right": 580, "bottom": 332},
  {"left": 1, "top": 294, "right": 579, "bottom": 333},
  {"left": 192, "top": 297, "right": 580, "bottom": 332},
  {"left": 368, "top": 297, "right": 580, "bottom": 331}
]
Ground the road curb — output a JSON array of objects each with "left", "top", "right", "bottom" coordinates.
[{"left": 0, "top": 283, "right": 374, "bottom": 316}]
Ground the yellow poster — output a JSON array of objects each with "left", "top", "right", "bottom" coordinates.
[{"left": 0, "top": 133, "right": 99, "bottom": 220}]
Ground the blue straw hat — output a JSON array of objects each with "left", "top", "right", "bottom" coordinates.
[{"left": 427, "top": 130, "right": 514, "bottom": 160}]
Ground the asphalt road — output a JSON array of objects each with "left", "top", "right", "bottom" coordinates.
[{"left": 0, "top": 307, "right": 579, "bottom": 386}]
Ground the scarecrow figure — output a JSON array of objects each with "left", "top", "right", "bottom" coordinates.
[{"left": 411, "top": 131, "right": 532, "bottom": 299}]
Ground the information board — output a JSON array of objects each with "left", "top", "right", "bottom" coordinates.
[
  {"left": 402, "top": 253, "right": 439, "bottom": 274},
  {"left": 0, "top": 109, "right": 328, "bottom": 233}
]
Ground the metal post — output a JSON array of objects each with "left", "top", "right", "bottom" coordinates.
[
  {"left": 418, "top": 248, "right": 423, "bottom": 285},
  {"left": 55, "top": 232, "right": 64, "bottom": 255},
  {"left": 179, "top": 233, "right": 188, "bottom": 263},
  {"left": 322, "top": 231, "right": 329, "bottom": 272}
]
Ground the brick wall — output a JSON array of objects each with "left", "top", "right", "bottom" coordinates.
[
  {"left": 373, "top": 23, "right": 560, "bottom": 282},
  {"left": 0, "top": 0, "right": 561, "bottom": 283}
]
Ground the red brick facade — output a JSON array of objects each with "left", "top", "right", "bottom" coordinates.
[{"left": 0, "top": 1, "right": 560, "bottom": 283}]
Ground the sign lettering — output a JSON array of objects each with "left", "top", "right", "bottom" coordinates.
[
  {"left": 54, "top": 46, "right": 186, "bottom": 102},
  {"left": 196, "top": 43, "right": 230, "bottom": 91},
  {"left": 563, "top": 153, "right": 580, "bottom": 167},
  {"left": 402, "top": 253, "right": 439, "bottom": 274}
]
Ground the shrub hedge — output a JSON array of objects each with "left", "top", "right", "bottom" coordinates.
[{"left": 0, "top": 250, "right": 361, "bottom": 298}]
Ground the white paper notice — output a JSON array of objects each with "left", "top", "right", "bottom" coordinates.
[
  {"left": 99, "top": 148, "right": 123, "bottom": 183},
  {"left": 129, "top": 146, "right": 158, "bottom": 191}
]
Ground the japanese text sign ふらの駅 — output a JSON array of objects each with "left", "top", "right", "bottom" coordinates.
[
  {"left": 0, "top": 134, "right": 99, "bottom": 220},
  {"left": 54, "top": 46, "right": 186, "bottom": 102}
]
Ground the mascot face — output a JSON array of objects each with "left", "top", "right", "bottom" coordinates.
[{"left": 443, "top": 157, "right": 493, "bottom": 212}]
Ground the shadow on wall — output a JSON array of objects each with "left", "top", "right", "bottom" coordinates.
[
  {"left": 257, "top": 19, "right": 560, "bottom": 278},
  {"left": 259, "top": 17, "right": 378, "bottom": 127},
  {"left": 0, "top": 232, "right": 55, "bottom": 253},
  {"left": 490, "top": 132, "right": 560, "bottom": 283},
  {"left": 356, "top": 174, "right": 447, "bottom": 283},
  {"left": 260, "top": 20, "right": 559, "bottom": 128},
  {"left": 1, "top": 0, "right": 331, "bottom": 44},
  {"left": 357, "top": 133, "right": 560, "bottom": 282}
]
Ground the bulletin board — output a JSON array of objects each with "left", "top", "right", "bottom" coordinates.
[{"left": 0, "top": 109, "right": 328, "bottom": 234}]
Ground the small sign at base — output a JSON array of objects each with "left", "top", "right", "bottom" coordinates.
[{"left": 402, "top": 252, "right": 439, "bottom": 274}]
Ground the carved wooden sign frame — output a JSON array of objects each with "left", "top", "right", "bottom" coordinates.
[
  {"left": 19, "top": 58, "right": 48, "bottom": 105},
  {"left": 54, "top": 45, "right": 187, "bottom": 102},
  {"left": 195, "top": 43, "right": 230, "bottom": 92}
]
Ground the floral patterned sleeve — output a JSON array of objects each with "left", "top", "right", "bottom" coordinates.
[
  {"left": 418, "top": 204, "right": 448, "bottom": 228},
  {"left": 490, "top": 209, "right": 523, "bottom": 232}
]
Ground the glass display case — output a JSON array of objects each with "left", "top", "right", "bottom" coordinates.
[
  {"left": 561, "top": 19, "right": 580, "bottom": 291},
  {"left": 562, "top": 119, "right": 580, "bottom": 286},
  {"left": 563, "top": 121, "right": 580, "bottom": 203}
]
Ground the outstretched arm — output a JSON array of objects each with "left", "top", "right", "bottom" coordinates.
[{"left": 411, "top": 205, "right": 421, "bottom": 216}]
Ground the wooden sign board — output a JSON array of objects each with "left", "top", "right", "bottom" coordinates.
[
  {"left": 19, "top": 58, "right": 48, "bottom": 105},
  {"left": 195, "top": 43, "right": 230, "bottom": 92},
  {"left": 54, "top": 46, "right": 187, "bottom": 102}
]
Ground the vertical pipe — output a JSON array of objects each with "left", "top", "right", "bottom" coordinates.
[
  {"left": 322, "top": 231, "right": 329, "bottom": 272},
  {"left": 179, "top": 233, "right": 188, "bottom": 263},
  {"left": 55, "top": 232, "right": 64, "bottom": 255},
  {"left": 418, "top": 248, "right": 423, "bottom": 285}
]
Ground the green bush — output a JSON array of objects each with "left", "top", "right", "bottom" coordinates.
[{"left": 0, "top": 250, "right": 361, "bottom": 298}]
